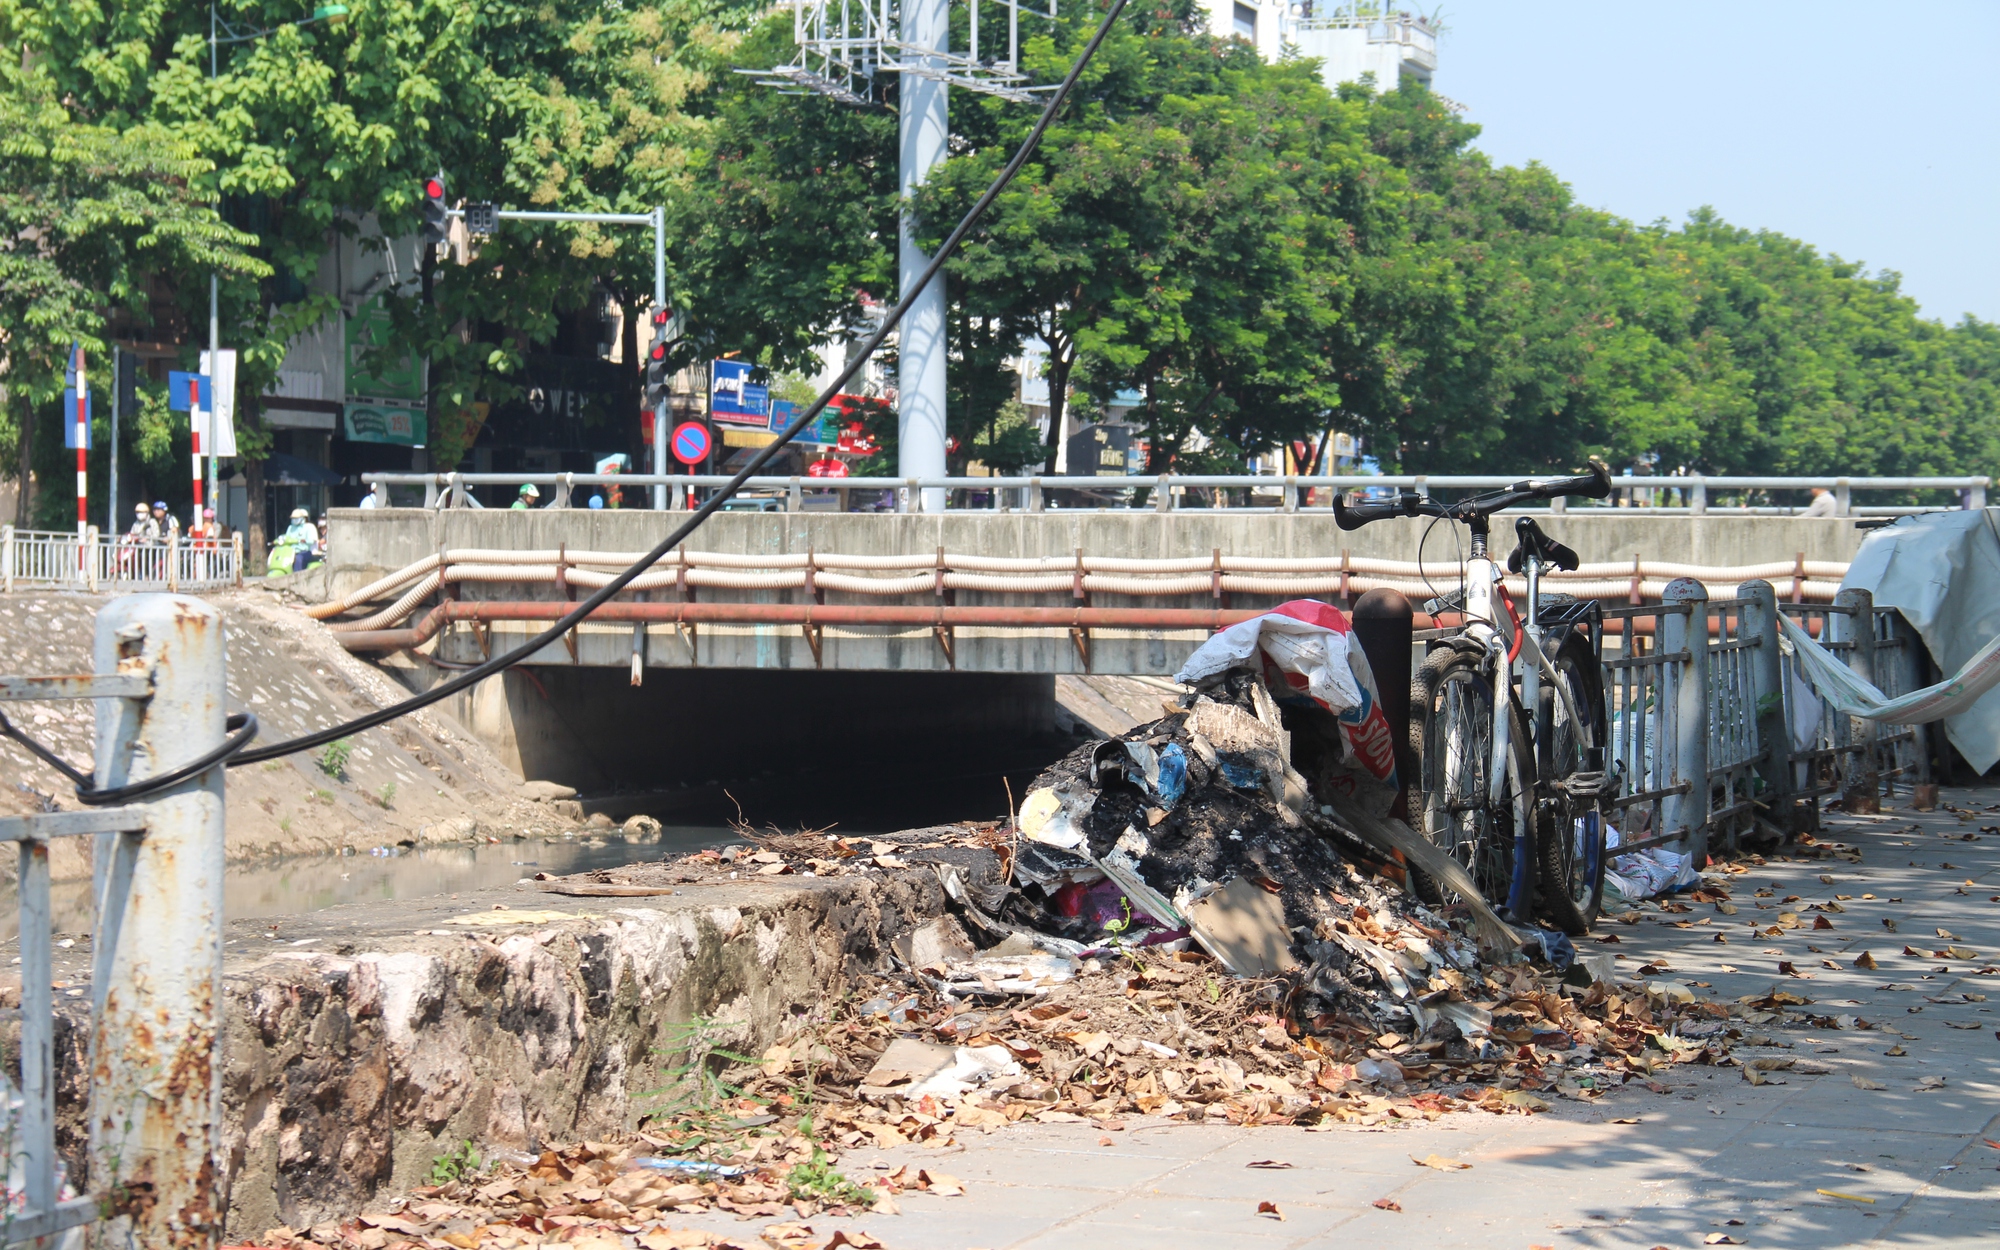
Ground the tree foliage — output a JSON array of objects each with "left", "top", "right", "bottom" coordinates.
[
  {"left": 0, "top": 51, "right": 264, "bottom": 523},
  {"left": 2, "top": 0, "right": 1992, "bottom": 507}
]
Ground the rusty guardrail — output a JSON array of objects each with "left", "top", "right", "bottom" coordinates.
[{"left": 0, "top": 596, "right": 229, "bottom": 1247}]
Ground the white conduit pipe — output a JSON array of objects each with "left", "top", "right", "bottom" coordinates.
[
  {"left": 302, "top": 554, "right": 442, "bottom": 620},
  {"left": 445, "top": 565, "right": 563, "bottom": 583},
  {"left": 560, "top": 568, "right": 683, "bottom": 592},
  {"left": 314, "top": 552, "right": 1852, "bottom": 620},
  {"left": 330, "top": 571, "right": 443, "bottom": 632}
]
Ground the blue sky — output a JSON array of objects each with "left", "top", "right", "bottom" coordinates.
[{"left": 1436, "top": 1, "right": 2000, "bottom": 324}]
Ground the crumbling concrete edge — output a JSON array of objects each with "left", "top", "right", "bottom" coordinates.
[{"left": 60, "top": 870, "right": 951, "bottom": 1238}]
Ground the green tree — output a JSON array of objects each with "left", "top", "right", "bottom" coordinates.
[
  {"left": 910, "top": 13, "right": 1365, "bottom": 474},
  {"left": 0, "top": 54, "right": 264, "bottom": 525}
]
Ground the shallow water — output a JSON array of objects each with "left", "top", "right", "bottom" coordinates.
[{"left": 6, "top": 826, "right": 741, "bottom": 940}]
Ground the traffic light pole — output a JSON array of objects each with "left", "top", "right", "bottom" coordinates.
[{"left": 447, "top": 205, "right": 669, "bottom": 508}]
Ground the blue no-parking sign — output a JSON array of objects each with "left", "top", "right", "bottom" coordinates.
[{"left": 671, "top": 421, "right": 712, "bottom": 466}]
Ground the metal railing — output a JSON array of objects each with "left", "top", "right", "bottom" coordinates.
[
  {"left": 1596, "top": 579, "right": 1928, "bottom": 870},
  {"left": 357, "top": 471, "right": 1991, "bottom": 516},
  {"left": 0, "top": 528, "right": 242, "bottom": 594},
  {"left": 0, "top": 594, "right": 230, "bottom": 1246}
]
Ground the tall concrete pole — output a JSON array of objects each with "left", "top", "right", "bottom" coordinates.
[{"left": 898, "top": 0, "right": 950, "bottom": 513}]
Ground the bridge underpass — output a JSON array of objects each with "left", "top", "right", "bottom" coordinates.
[{"left": 312, "top": 506, "right": 1872, "bottom": 826}]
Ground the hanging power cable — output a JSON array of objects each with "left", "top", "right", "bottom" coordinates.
[{"left": 206, "top": 0, "right": 1132, "bottom": 775}]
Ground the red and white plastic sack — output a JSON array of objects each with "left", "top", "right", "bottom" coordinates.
[{"left": 1173, "top": 600, "right": 1400, "bottom": 791}]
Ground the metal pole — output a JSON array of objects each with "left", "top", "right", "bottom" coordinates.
[
  {"left": 1660, "top": 577, "right": 1710, "bottom": 865},
  {"left": 209, "top": 8, "right": 222, "bottom": 533},
  {"left": 74, "top": 346, "right": 89, "bottom": 574},
  {"left": 109, "top": 346, "right": 121, "bottom": 537},
  {"left": 1835, "top": 587, "right": 1879, "bottom": 812},
  {"left": 208, "top": 280, "right": 220, "bottom": 523},
  {"left": 89, "top": 594, "right": 228, "bottom": 1249},
  {"left": 898, "top": 0, "right": 950, "bottom": 514},
  {"left": 652, "top": 207, "right": 668, "bottom": 511},
  {"left": 1737, "top": 579, "right": 1795, "bottom": 838}
]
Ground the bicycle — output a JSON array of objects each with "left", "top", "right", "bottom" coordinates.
[{"left": 1334, "top": 461, "right": 1613, "bottom": 934}]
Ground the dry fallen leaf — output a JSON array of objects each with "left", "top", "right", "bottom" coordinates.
[
  {"left": 1853, "top": 951, "right": 1877, "bottom": 970},
  {"left": 1370, "top": 1198, "right": 1402, "bottom": 1213},
  {"left": 1704, "top": 1236, "right": 1745, "bottom": 1246},
  {"left": 640, "top": 1233, "right": 719, "bottom": 1250},
  {"left": 1411, "top": 1154, "right": 1472, "bottom": 1171},
  {"left": 1246, "top": 1160, "right": 1295, "bottom": 1170},
  {"left": 1852, "top": 1075, "right": 1886, "bottom": 1090},
  {"left": 1611, "top": 1117, "right": 1642, "bottom": 1124},
  {"left": 1258, "top": 1201, "right": 1286, "bottom": 1221},
  {"left": 759, "top": 1222, "right": 817, "bottom": 1250},
  {"left": 824, "top": 1234, "right": 885, "bottom": 1250}
]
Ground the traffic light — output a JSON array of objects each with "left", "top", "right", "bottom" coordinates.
[
  {"left": 643, "top": 307, "right": 672, "bottom": 408},
  {"left": 420, "top": 174, "right": 449, "bottom": 251}
]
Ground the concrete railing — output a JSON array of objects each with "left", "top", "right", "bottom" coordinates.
[
  {"left": 360, "top": 471, "right": 1991, "bottom": 516},
  {"left": 0, "top": 526, "right": 242, "bottom": 594}
]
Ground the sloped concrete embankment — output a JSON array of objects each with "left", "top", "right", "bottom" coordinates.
[{"left": 47, "top": 868, "right": 961, "bottom": 1238}]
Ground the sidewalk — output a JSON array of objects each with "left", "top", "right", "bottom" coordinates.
[{"left": 696, "top": 785, "right": 2000, "bottom": 1248}]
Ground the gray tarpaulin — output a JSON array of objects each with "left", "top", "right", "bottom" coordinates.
[{"left": 1841, "top": 508, "right": 2000, "bottom": 773}]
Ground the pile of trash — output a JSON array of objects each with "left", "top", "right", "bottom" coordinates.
[{"left": 268, "top": 603, "right": 1776, "bottom": 1249}]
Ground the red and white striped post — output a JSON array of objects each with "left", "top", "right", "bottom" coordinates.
[
  {"left": 73, "top": 346, "right": 88, "bottom": 574},
  {"left": 186, "top": 374, "right": 206, "bottom": 535}
]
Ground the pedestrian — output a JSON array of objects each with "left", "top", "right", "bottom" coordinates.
[
  {"left": 1803, "top": 486, "right": 1839, "bottom": 517},
  {"left": 152, "top": 501, "right": 178, "bottom": 543},
  {"left": 359, "top": 482, "right": 385, "bottom": 509},
  {"left": 587, "top": 493, "right": 605, "bottom": 510},
  {"left": 511, "top": 483, "right": 541, "bottom": 510}
]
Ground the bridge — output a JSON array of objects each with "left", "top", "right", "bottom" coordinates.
[{"left": 308, "top": 490, "right": 1922, "bottom": 793}]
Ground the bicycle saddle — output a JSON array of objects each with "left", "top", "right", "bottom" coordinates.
[{"left": 1508, "top": 516, "right": 1580, "bottom": 573}]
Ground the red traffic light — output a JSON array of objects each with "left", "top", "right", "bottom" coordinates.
[
  {"left": 647, "top": 341, "right": 668, "bottom": 362},
  {"left": 651, "top": 308, "right": 672, "bottom": 326},
  {"left": 424, "top": 178, "right": 445, "bottom": 200}
]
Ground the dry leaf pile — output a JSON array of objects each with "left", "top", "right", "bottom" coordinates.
[
  {"left": 731, "top": 942, "right": 1765, "bottom": 1134},
  {"left": 252, "top": 1136, "right": 928, "bottom": 1250}
]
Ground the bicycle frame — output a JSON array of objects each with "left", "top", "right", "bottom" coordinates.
[{"left": 1336, "top": 460, "right": 1613, "bottom": 924}]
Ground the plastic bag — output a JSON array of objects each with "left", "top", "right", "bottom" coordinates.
[{"left": 1173, "top": 600, "right": 1399, "bottom": 788}]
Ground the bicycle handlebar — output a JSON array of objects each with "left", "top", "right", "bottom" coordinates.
[{"left": 1333, "top": 458, "right": 1612, "bottom": 531}]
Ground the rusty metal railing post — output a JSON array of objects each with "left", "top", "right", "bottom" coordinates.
[
  {"left": 1660, "top": 578, "right": 1711, "bottom": 865},
  {"left": 1834, "top": 587, "right": 1880, "bottom": 812},
  {"left": 1737, "top": 579, "right": 1796, "bottom": 837},
  {"left": 89, "top": 595, "right": 227, "bottom": 1249}
]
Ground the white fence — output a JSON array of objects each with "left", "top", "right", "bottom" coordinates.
[
  {"left": 360, "top": 470, "right": 1991, "bottom": 515},
  {"left": 0, "top": 527, "right": 242, "bottom": 594}
]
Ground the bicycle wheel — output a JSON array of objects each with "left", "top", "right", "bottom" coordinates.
[
  {"left": 1406, "top": 647, "right": 1534, "bottom": 916},
  {"left": 1534, "top": 630, "right": 1606, "bottom": 933}
]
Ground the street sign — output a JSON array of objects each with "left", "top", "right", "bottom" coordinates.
[
  {"left": 710, "top": 359, "right": 769, "bottom": 426},
  {"left": 166, "top": 372, "right": 210, "bottom": 412},
  {"left": 671, "top": 421, "right": 712, "bottom": 466}
]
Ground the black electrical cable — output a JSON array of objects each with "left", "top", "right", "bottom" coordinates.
[
  {"left": 223, "top": 0, "right": 1132, "bottom": 772},
  {"left": 77, "top": 713, "right": 260, "bottom": 807},
  {"left": 4, "top": 708, "right": 260, "bottom": 806}
]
